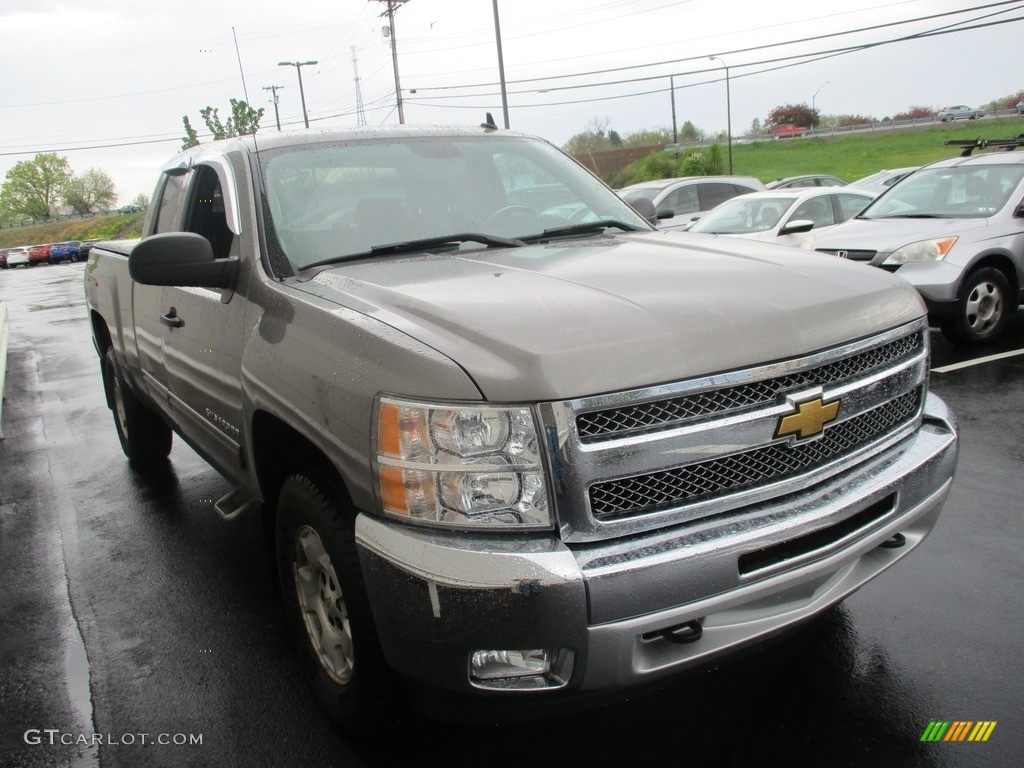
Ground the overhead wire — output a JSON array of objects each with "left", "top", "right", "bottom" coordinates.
[{"left": 1, "top": 2, "right": 1020, "bottom": 155}]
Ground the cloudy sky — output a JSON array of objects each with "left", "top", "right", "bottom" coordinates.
[{"left": 1, "top": 0, "right": 1021, "bottom": 205}]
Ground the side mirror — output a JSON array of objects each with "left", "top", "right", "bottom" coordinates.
[
  {"left": 627, "top": 196, "right": 659, "bottom": 226},
  {"left": 778, "top": 219, "right": 815, "bottom": 235},
  {"left": 129, "top": 232, "right": 238, "bottom": 289}
]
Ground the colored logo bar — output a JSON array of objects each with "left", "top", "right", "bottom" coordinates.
[{"left": 921, "top": 721, "right": 997, "bottom": 742}]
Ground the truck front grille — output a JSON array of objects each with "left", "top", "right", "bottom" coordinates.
[
  {"left": 540, "top": 320, "right": 930, "bottom": 541},
  {"left": 576, "top": 331, "right": 922, "bottom": 442},
  {"left": 589, "top": 388, "right": 921, "bottom": 519}
]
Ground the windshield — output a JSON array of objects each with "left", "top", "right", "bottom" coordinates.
[
  {"left": 259, "top": 134, "right": 649, "bottom": 272},
  {"left": 688, "top": 195, "right": 793, "bottom": 234},
  {"left": 859, "top": 164, "right": 1024, "bottom": 219}
]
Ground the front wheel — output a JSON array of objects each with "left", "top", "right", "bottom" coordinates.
[
  {"left": 103, "top": 347, "right": 172, "bottom": 465},
  {"left": 940, "top": 267, "right": 1011, "bottom": 345},
  {"left": 276, "top": 472, "right": 402, "bottom": 735}
]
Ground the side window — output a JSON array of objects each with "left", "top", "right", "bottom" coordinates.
[
  {"left": 699, "top": 183, "right": 741, "bottom": 211},
  {"left": 183, "top": 166, "right": 234, "bottom": 260},
  {"left": 153, "top": 171, "right": 190, "bottom": 234},
  {"left": 791, "top": 197, "right": 835, "bottom": 227},
  {"left": 662, "top": 185, "right": 699, "bottom": 215},
  {"left": 837, "top": 194, "right": 871, "bottom": 221}
]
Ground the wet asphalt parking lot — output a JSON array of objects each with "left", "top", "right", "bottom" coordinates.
[{"left": 1, "top": 262, "right": 1021, "bottom": 768}]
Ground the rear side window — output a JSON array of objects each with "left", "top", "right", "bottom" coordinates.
[
  {"left": 837, "top": 194, "right": 871, "bottom": 220},
  {"left": 698, "top": 183, "right": 743, "bottom": 211}
]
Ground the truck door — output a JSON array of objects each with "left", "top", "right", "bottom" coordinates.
[
  {"left": 158, "top": 162, "right": 248, "bottom": 477},
  {"left": 134, "top": 169, "right": 190, "bottom": 403}
]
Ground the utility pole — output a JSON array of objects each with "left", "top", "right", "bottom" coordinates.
[
  {"left": 263, "top": 85, "right": 284, "bottom": 131},
  {"left": 492, "top": 0, "right": 509, "bottom": 128},
  {"left": 709, "top": 56, "right": 733, "bottom": 174},
  {"left": 372, "top": 0, "right": 409, "bottom": 124}
]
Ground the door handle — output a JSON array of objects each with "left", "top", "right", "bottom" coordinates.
[{"left": 160, "top": 308, "right": 184, "bottom": 328}]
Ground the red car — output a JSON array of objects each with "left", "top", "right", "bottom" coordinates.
[
  {"left": 768, "top": 123, "right": 808, "bottom": 138},
  {"left": 28, "top": 244, "right": 52, "bottom": 266}
]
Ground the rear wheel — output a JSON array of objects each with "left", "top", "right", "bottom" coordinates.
[
  {"left": 103, "top": 347, "right": 172, "bottom": 465},
  {"left": 276, "top": 472, "right": 401, "bottom": 735},
  {"left": 940, "top": 267, "right": 1011, "bottom": 345}
]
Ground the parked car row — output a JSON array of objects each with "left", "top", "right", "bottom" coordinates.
[
  {"left": 0, "top": 239, "right": 102, "bottom": 269},
  {"left": 623, "top": 138, "right": 1023, "bottom": 346}
]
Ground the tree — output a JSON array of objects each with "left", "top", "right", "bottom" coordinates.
[
  {"left": 623, "top": 128, "right": 674, "bottom": 147},
  {"left": 679, "top": 120, "right": 705, "bottom": 143},
  {"left": 132, "top": 192, "right": 150, "bottom": 208},
  {"left": 766, "top": 103, "right": 821, "bottom": 128},
  {"left": 891, "top": 106, "right": 934, "bottom": 121},
  {"left": 181, "top": 98, "right": 265, "bottom": 149},
  {"left": 563, "top": 116, "right": 615, "bottom": 154},
  {"left": 64, "top": 168, "right": 117, "bottom": 214},
  {"left": 0, "top": 153, "right": 73, "bottom": 221},
  {"left": 834, "top": 114, "right": 878, "bottom": 127}
]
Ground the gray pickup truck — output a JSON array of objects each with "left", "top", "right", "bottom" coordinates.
[{"left": 84, "top": 125, "right": 959, "bottom": 732}]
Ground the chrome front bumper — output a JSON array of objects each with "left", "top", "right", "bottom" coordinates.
[{"left": 355, "top": 392, "right": 957, "bottom": 695}]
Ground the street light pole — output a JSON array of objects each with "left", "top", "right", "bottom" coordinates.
[
  {"left": 812, "top": 81, "right": 829, "bottom": 113},
  {"left": 709, "top": 56, "right": 733, "bottom": 174},
  {"left": 278, "top": 61, "right": 317, "bottom": 128}
]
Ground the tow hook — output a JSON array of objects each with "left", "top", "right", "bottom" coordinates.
[
  {"left": 659, "top": 619, "right": 704, "bottom": 644},
  {"left": 879, "top": 532, "right": 906, "bottom": 549}
]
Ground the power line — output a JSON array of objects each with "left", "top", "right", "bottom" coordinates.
[
  {"left": 2, "top": 4, "right": 1020, "bottom": 156},
  {"left": 408, "top": 1, "right": 1020, "bottom": 93}
]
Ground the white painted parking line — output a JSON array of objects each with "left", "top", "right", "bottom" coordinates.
[{"left": 932, "top": 347, "right": 1024, "bottom": 373}]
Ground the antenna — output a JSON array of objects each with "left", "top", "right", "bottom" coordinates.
[{"left": 232, "top": 27, "right": 250, "bottom": 104}]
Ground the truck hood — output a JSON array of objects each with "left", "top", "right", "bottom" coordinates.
[
  {"left": 811, "top": 215, "right": 992, "bottom": 257},
  {"left": 302, "top": 232, "right": 924, "bottom": 401}
]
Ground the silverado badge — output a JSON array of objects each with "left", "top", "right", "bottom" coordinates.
[{"left": 775, "top": 396, "right": 840, "bottom": 441}]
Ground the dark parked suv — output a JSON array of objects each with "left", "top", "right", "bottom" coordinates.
[{"left": 812, "top": 138, "right": 1024, "bottom": 344}]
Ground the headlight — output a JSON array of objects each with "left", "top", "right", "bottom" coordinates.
[
  {"left": 883, "top": 236, "right": 958, "bottom": 266},
  {"left": 375, "top": 396, "right": 550, "bottom": 530}
]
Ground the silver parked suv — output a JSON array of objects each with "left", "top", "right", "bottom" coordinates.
[{"left": 811, "top": 138, "right": 1024, "bottom": 344}]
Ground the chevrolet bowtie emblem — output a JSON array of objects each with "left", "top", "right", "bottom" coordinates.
[{"left": 775, "top": 397, "right": 840, "bottom": 441}]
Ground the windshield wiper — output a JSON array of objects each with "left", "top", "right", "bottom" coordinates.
[
  {"left": 301, "top": 232, "right": 524, "bottom": 271},
  {"left": 519, "top": 219, "right": 646, "bottom": 242}
]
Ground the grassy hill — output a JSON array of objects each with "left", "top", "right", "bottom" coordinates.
[
  {"left": 0, "top": 212, "right": 146, "bottom": 249},
  {"left": 634, "top": 115, "right": 1024, "bottom": 184}
]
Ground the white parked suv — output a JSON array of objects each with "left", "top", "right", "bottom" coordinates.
[{"left": 812, "top": 139, "right": 1024, "bottom": 344}]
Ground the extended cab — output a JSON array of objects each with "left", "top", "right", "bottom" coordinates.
[{"left": 84, "top": 125, "right": 958, "bottom": 732}]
